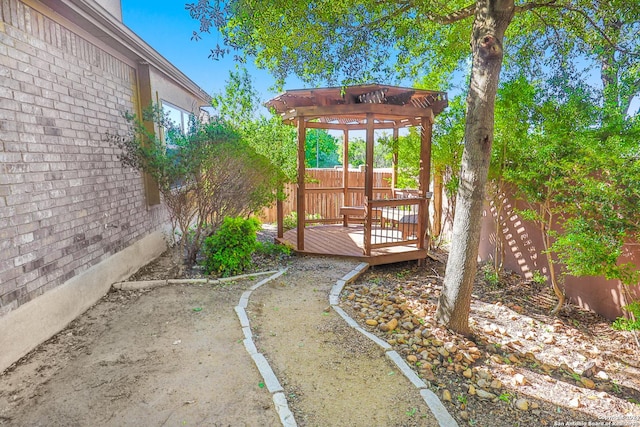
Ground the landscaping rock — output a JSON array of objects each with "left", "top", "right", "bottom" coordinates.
[
  {"left": 379, "top": 318, "right": 398, "bottom": 332},
  {"left": 476, "top": 389, "right": 496, "bottom": 400},
  {"left": 515, "top": 398, "right": 529, "bottom": 411}
]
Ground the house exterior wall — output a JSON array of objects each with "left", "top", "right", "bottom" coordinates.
[
  {"left": 150, "top": 70, "right": 206, "bottom": 113},
  {"left": 0, "top": 0, "right": 209, "bottom": 371}
]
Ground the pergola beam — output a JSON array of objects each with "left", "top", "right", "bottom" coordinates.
[
  {"left": 288, "top": 120, "right": 426, "bottom": 130},
  {"left": 281, "top": 104, "right": 434, "bottom": 122}
]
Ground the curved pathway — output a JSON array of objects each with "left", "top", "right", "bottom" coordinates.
[{"left": 238, "top": 257, "right": 458, "bottom": 427}]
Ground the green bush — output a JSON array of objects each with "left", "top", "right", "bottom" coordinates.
[
  {"left": 612, "top": 301, "right": 640, "bottom": 331},
  {"left": 283, "top": 212, "right": 298, "bottom": 231},
  {"left": 201, "top": 216, "right": 261, "bottom": 277},
  {"left": 283, "top": 211, "right": 323, "bottom": 230},
  {"left": 255, "top": 241, "right": 292, "bottom": 258}
]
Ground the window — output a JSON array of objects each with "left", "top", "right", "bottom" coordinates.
[{"left": 161, "top": 101, "right": 190, "bottom": 149}]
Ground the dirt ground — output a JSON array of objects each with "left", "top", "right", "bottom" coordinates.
[
  {"left": 246, "top": 258, "right": 437, "bottom": 427},
  {"left": 0, "top": 277, "right": 280, "bottom": 427},
  {"left": 0, "top": 250, "right": 438, "bottom": 426},
  {"left": 2, "top": 228, "right": 639, "bottom": 427}
]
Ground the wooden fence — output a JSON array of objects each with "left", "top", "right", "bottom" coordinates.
[{"left": 259, "top": 168, "right": 393, "bottom": 224}]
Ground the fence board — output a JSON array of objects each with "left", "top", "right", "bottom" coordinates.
[{"left": 259, "top": 168, "right": 393, "bottom": 223}]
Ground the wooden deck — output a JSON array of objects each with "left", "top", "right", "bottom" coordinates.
[{"left": 276, "top": 225, "right": 427, "bottom": 266}]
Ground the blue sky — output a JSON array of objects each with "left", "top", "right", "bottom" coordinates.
[
  {"left": 121, "top": 0, "right": 303, "bottom": 108},
  {"left": 121, "top": 1, "right": 638, "bottom": 118}
]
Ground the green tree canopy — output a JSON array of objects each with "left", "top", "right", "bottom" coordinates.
[
  {"left": 211, "top": 67, "right": 298, "bottom": 186},
  {"left": 305, "top": 129, "right": 341, "bottom": 168}
]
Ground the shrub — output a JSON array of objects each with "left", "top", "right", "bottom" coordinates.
[
  {"left": 108, "top": 105, "right": 281, "bottom": 265},
  {"left": 202, "top": 217, "right": 261, "bottom": 276},
  {"left": 255, "top": 241, "right": 292, "bottom": 258},
  {"left": 283, "top": 211, "right": 323, "bottom": 230},
  {"left": 283, "top": 212, "right": 298, "bottom": 231},
  {"left": 613, "top": 301, "right": 640, "bottom": 331}
]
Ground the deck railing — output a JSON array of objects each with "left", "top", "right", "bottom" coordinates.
[
  {"left": 363, "top": 197, "right": 429, "bottom": 255},
  {"left": 303, "top": 187, "right": 393, "bottom": 225}
]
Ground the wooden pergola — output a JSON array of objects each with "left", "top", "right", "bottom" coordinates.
[{"left": 266, "top": 84, "right": 448, "bottom": 264}]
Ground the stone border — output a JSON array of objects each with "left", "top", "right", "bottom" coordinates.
[
  {"left": 112, "top": 270, "right": 280, "bottom": 291},
  {"left": 233, "top": 269, "right": 297, "bottom": 427},
  {"left": 330, "top": 263, "right": 459, "bottom": 427}
]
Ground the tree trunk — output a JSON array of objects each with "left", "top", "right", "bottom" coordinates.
[{"left": 436, "top": 0, "right": 514, "bottom": 335}]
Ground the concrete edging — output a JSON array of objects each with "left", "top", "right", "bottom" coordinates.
[
  {"left": 329, "top": 263, "right": 459, "bottom": 427},
  {"left": 233, "top": 269, "right": 297, "bottom": 427},
  {"left": 112, "top": 270, "right": 280, "bottom": 291}
]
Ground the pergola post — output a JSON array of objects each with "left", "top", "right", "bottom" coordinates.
[
  {"left": 392, "top": 127, "right": 399, "bottom": 193},
  {"left": 364, "top": 113, "right": 375, "bottom": 255},
  {"left": 365, "top": 113, "right": 374, "bottom": 200},
  {"left": 296, "top": 116, "right": 306, "bottom": 251},
  {"left": 342, "top": 128, "right": 349, "bottom": 209},
  {"left": 276, "top": 199, "right": 284, "bottom": 238}
]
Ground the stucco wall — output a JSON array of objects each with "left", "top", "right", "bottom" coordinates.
[
  {"left": 150, "top": 69, "right": 207, "bottom": 114},
  {"left": 0, "top": 0, "right": 167, "bottom": 316},
  {"left": 479, "top": 193, "right": 640, "bottom": 321}
]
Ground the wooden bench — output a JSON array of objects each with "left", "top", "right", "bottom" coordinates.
[
  {"left": 381, "top": 208, "right": 418, "bottom": 239},
  {"left": 339, "top": 206, "right": 365, "bottom": 226},
  {"left": 339, "top": 206, "right": 382, "bottom": 227}
]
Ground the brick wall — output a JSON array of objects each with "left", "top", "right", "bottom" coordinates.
[{"left": 0, "top": 0, "right": 166, "bottom": 316}]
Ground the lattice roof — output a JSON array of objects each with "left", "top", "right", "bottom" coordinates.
[{"left": 265, "top": 84, "right": 448, "bottom": 129}]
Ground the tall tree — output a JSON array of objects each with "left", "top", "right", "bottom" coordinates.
[
  {"left": 305, "top": 129, "right": 341, "bottom": 168},
  {"left": 211, "top": 67, "right": 298, "bottom": 186},
  {"left": 187, "top": 0, "right": 640, "bottom": 335}
]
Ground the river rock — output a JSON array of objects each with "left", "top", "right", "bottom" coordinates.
[
  {"left": 513, "top": 373, "right": 527, "bottom": 386},
  {"left": 444, "top": 341, "right": 457, "bottom": 353},
  {"left": 515, "top": 398, "right": 529, "bottom": 411},
  {"left": 402, "top": 321, "right": 415, "bottom": 331},
  {"left": 579, "top": 377, "right": 596, "bottom": 389},
  {"left": 380, "top": 317, "right": 398, "bottom": 332},
  {"left": 365, "top": 319, "right": 378, "bottom": 326},
  {"left": 442, "top": 389, "right": 452, "bottom": 402},
  {"left": 476, "top": 389, "right": 496, "bottom": 400}
]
